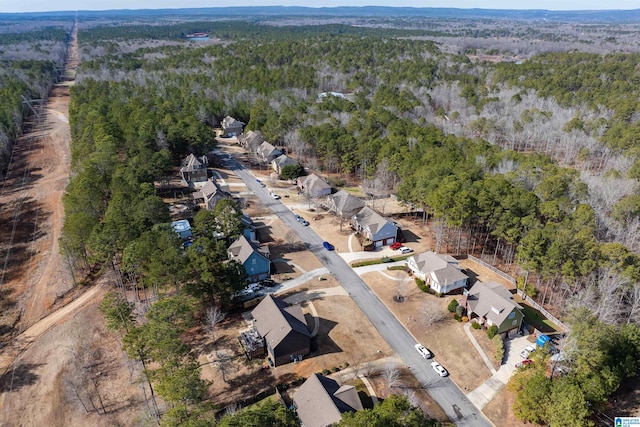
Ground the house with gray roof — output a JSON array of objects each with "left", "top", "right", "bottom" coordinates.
[
  {"left": 179, "top": 154, "right": 208, "bottom": 185},
  {"left": 257, "top": 141, "right": 283, "bottom": 163},
  {"left": 293, "top": 373, "right": 363, "bottom": 427},
  {"left": 238, "top": 130, "right": 265, "bottom": 151},
  {"left": 221, "top": 116, "right": 245, "bottom": 137},
  {"left": 327, "top": 190, "right": 365, "bottom": 218},
  {"left": 271, "top": 154, "right": 299, "bottom": 175},
  {"left": 251, "top": 294, "right": 311, "bottom": 366},
  {"left": 406, "top": 251, "right": 468, "bottom": 294},
  {"left": 193, "top": 179, "right": 231, "bottom": 211},
  {"left": 228, "top": 235, "right": 271, "bottom": 282},
  {"left": 297, "top": 173, "right": 332, "bottom": 198},
  {"left": 463, "top": 281, "right": 524, "bottom": 338},
  {"left": 352, "top": 206, "right": 398, "bottom": 247}
]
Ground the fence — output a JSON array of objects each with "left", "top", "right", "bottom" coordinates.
[{"left": 466, "top": 255, "right": 569, "bottom": 332}]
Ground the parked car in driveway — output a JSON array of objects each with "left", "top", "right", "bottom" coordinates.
[
  {"left": 515, "top": 359, "right": 534, "bottom": 368},
  {"left": 431, "top": 361, "right": 448, "bottom": 377},
  {"left": 415, "top": 343, "right": 432, "bottom": 359},
  {"left": 399, "top": 246, "right": 413, "bottom": 254},
  {"left": 520, "top": 344, "right": 536, "bottom": 358},
  {"left": 390, "top": 242, "right": 402, "bottom": 250},
  {"left": 270, "top": 192, "right": 281, "bottom": 199},
  {"left": 323, "top": 241, "right": 334, "bottom": 251}
]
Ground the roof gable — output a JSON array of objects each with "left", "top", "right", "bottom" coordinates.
[
  {"left": 466, "top": 281, "right": 522, "bottom": 326},
  {"left": 330, "top": 190, "right": 365, "bottom": 216},
  {"left": 252, "top": 295, "right": 310, "bottom": 350},
  {"left": 228, "top": 235, "right": 267, "bottom": 264},
  {"left": 353, "top": 206, "right": 396, "bottom": 238},
  {"left": 293, "top": 374, "right": 362, "bottom": 427}
]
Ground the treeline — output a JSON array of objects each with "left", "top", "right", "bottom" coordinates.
[
  {"left": 494, "top": 52, "right": 640, "bottom": 156},
  {"left": 0, "top": 28, "right": 68, "bottom": 175},
  {"left": 510, "top": 308, "right": 640, "bottom": 426}
]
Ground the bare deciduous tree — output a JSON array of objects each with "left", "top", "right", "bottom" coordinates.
[
  {"left": 206, "top": 305, "right": 226, "bottom": 344},
  {"left": 422, "top": 299, "right": 447, "bottom": 327},
  {"left": 382, "top": 362, "right": 401, "bottom": 389}
]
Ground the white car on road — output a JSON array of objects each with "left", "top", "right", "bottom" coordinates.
[
  {"left": 431, "top": 361, "right": 448, "bottom": 377},
  {"left": 415, "top": 343, "right": 432, "bottom": 359}
]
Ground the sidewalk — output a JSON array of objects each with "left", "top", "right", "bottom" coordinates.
[{"left": 464, "top": 326, "right": 533, "bottom": 409}]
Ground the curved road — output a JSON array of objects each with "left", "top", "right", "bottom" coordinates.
[{"left": 220, "top": 151, "right": 491, "bottom": 427}]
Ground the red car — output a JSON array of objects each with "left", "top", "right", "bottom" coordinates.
[
  {"left": 390, "top": 242, "right": 402, "bottom": 250},
  {"left": 515, "top": 359, "right": 534, "bottom": 369}
]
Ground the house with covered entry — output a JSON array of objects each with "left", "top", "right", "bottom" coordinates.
[
  {"left": 221, "top": 116, "right": 245, "bottom": 137},
  {"left": 227, "top": 235, "right": 271, "bottom": 283},
  {"left": 257, "top": 141, "right": 283, "bottom": 163},
  {"left": 271, "top": 154, "right": 299, "bottom": 175},
  {"left": 193, "top": 179, "right": 231, "bottom": 211},
  {"left": 463, "top": 281, "right": 524, "bottom": 338},
  {"left": 179, "top": 153, "right": 208, "bottom": 185},
  {"left": 238, "top": 130, "right": 265, "bottom": 151},
  {"left": 406, "top": 251, "right": 468, "bottom": 294},
  {"left": 326, "top": 190, "right": 365, "bottom": 219},
  {"left": 352, "top": 206, "right": 398, "bottom": 248},
  {"left": 297, "top": 173, "right": 332, "bottom": 198},
  {"left": 251, "top": 294, "right": 311, "bottom": 366},
  {"left": 293, "top": 373, "right": 363, "bottom": 427}
]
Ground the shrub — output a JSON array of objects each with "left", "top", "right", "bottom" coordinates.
[
  {"left": 487, "top": 325, "right": 499, "bottom": 339},
  {"left": 493, "top": 335, "right": 504, "bottom": 363},
  {"left": 416, "top": 278, "right": 429, "bottom": 293},
  {"left": 454, "top": 314, "right": 462, "bottom": 321},
  {"left": 524, "top": 283, "right": 539, "bottom": 298},
  {"left": 471, "top": 321, "right": 482, "bottom": 329},
  {"left": 461, "top": 316, "right": 469, "bottom": 322},
  {"left": 447, "top": 299, "right": 459, "bottom": 313},
  {"left": 322, "top": 368, "right": 330, "bottom": 375},
  {"left": 455, "top": 304, "right": 464, "bottom": 317},
  {"left": 344, "top": 362, "right": 350, "bottom": 367},
  {"left": 381, "top": 256, "right": 392, "bottom": 263},
  {"left": 332, "top": 366, "right": 341, "bottom": 372}
]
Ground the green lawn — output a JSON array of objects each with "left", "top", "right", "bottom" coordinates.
[{"left": 519, "top": 301, "right": 560, "bottom": 334}]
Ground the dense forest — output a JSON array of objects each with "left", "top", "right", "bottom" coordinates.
[{"left": 0, "top": 11, "right": 637, "bottom": 426}]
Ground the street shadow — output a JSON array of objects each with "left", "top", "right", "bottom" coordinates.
[
  {"left": 399, "top": 229, "right": 420, "bottom": 244},
  {"left": 255, "top": 223, "right": 274, "bottom": 243},
  {"left": 463, "top": 267, "right": 480, "bottom": 286},
  {"left": 310, "top": 317, "right": 341, "bottom": 357},
  {"left": 272, "top": 259, "right": 296, "bottom": 274},
  {"left": 0, "top": 363, "right": 42, "bottom": 392}
]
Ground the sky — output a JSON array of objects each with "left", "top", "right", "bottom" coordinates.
[{"left": 1, "top": 0, "right": 639, "bottom": 14}]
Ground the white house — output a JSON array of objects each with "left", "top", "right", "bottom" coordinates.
[{"left": 406, "top": 251, "right": 468, "bottom": 294}]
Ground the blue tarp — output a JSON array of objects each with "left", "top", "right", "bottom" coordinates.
[{"left": 536, "top": 334, "right": 551, "bottom": 347}]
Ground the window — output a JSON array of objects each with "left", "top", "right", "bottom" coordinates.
[
  {"left": 512, "top": 319, "right": 518, "bottom": 326},
  {"left": 508, "top": 311, "right": 516, "bottom": 319}
]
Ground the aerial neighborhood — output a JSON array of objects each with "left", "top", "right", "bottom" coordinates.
[
  {"left": 150, "top": 117, "right": 573, "bottom": 426},
  {"left": 4, "top": 9, "right": 640, "bottom": 427}
]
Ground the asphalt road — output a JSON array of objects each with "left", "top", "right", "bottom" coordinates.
[{"left": 222, "top": 152, "right": 492, "bottom": 427}]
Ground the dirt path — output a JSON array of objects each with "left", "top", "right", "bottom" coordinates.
[
  {"left": 0, "top": 283, "right": 105, "bottom": 378},
  {"left": 0, "top": 23, "right": 76, "bottom": 341}
]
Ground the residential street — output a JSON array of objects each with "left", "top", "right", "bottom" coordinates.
[{"left": 223, "top": 153, "right": 492, "bottom": 427}]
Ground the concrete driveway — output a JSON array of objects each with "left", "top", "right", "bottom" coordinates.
[{"left": 465, "top": 331, "right": 533, "bottom": 409}]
